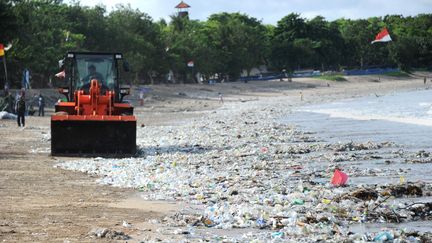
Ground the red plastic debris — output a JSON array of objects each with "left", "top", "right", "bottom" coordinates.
[
  {"left": 260, "top": 147, "right": 268, "bottom": 153},
  {"left": 331, "top": 169, "right": 348, "bottom": 186},
  {"left": 289, "top": 165, "right": 303, "bottom": 170}
]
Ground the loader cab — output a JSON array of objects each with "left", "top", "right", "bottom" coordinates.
[
  {"left": 62, "top": 52, "right": 128, "bottom": 102},
  {"left": 77, "top": 56, "right": 113, "bottom": 90}
]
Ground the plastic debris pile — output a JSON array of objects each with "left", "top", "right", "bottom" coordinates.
[{"left": 56, "top": 99, "right": 432, "bottom": 241}]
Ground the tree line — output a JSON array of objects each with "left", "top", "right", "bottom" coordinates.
[{"left": 0, "top": 0, "right": 431, "bottom": 87}]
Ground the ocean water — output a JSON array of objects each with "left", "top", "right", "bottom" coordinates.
[
  {"left": 302, "top": 89, "right": 432, "bottom": 127},
  {"left": 285, "top": 89, "right": 432, "bottom": 148},
  {"left": 283, "top": 89, "right": 432, "bottom": 232}
]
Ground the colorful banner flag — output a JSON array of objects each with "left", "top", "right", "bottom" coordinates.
[
  {"left": 371, "top": 28, "right": 392, "bottom": 44},
  {"left": 0, "top": 44, "right": 4, "bottom": 56},
  {"left": 55, "top": 70, "right": 65, "bottom": 78},
  {"left": 4, "top": 43, "right": 12, "bottom": 51}
]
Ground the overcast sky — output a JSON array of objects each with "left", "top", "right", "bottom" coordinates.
[{"left": 73, "top": 0, "right": 432, "bottom": 24}]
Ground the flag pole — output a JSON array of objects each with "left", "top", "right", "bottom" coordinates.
[
  {"left": 371, "top": 28, "right": 392, "bottom": 80},
  {"left": 3, "top": 54, "right": 8, "bottom": 90}
]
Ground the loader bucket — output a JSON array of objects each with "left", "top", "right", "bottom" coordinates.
[{"left": 51, "top": 116, "right": 136, "bottom": 156}]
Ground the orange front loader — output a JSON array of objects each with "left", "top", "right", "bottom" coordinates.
[{"left": 51, "top": 52, "right": 136, "bottom": 156}]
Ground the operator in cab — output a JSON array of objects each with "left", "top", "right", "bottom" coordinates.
[
  {"left": 84, "top": 64, "right": 104, "bottom": 83},
  {"left": 80, "top": 64, "right": 106, "bottom": 91}
]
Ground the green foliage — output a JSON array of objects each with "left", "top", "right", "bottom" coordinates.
[
  {"left": 316, "top": 75, "right": 347, "bottom": 82},
  {"left": 271, "top": 14, "right": 345, "bottom": 71},
  {"left": 106, "top": 4, "right": 167, "bottom": 84},
  {"left": 0, "top": 2, "right": 430, "bottom": 87},
  {"left": 0, "top": 0, "right": 17, "bottom": 42},
  {"left": 204, "top": 13, "right": 270, "bottom": 80},
  {"left": 384, "top": 71, "right": 410, "bottom": 77}
]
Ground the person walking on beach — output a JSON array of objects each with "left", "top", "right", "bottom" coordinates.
[
  {"left": 139, "top": 89, "right": 144, "bottom": 106},
  {"left": 22, "top": 68, "right": 31, "bottom": 89},
  {"left": 218, "top": 92, "right": 224, "bottom": 104},
  {"left": 38, "top": 93, "right": 45, "bottom": 116},
  {"left": 3, "top": 90, "right": 14, "bottom": 113},
  {"left": 16, "top": 90, "right": 26, "bottom": 127},
  {"left": 280, "top": 69, "right": 287, "bottom": 81}
]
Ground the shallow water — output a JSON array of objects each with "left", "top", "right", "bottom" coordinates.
[
  {"left": 290, "top": 89, "right": 432, "bottom": 147},
  {"left": 349, "top": 220, "right": 432, "bottom": 234},
  {"left": 283, "top": 111, "right": 432, "bottom": 149},
  {"left": 301, "top": 89, "right": 432, "bottom": 126},
  {"left": 283, "top": 90, "right": 432, "bottom": 233},
  {"left": 283, "top": 89, "right": 432, "bottom": 184}
]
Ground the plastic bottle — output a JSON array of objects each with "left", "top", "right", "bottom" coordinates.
[
  {"left": 287, "top": 211, "right": 297, "bottom": 226},
  {"left": 373, "top": 232, "right": 394, "bottom": 242}
]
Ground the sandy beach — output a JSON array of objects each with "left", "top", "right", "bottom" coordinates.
[{"left": 1, "top": 74, "right": 432, "bottom": 242}]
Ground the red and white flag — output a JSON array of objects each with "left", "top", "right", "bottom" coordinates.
[
  {"left": 371, "top": 28, "right": 392, "bottom": 44},
  {"left": 55, "top": 70, "right": 65, "bottom": 78}
]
